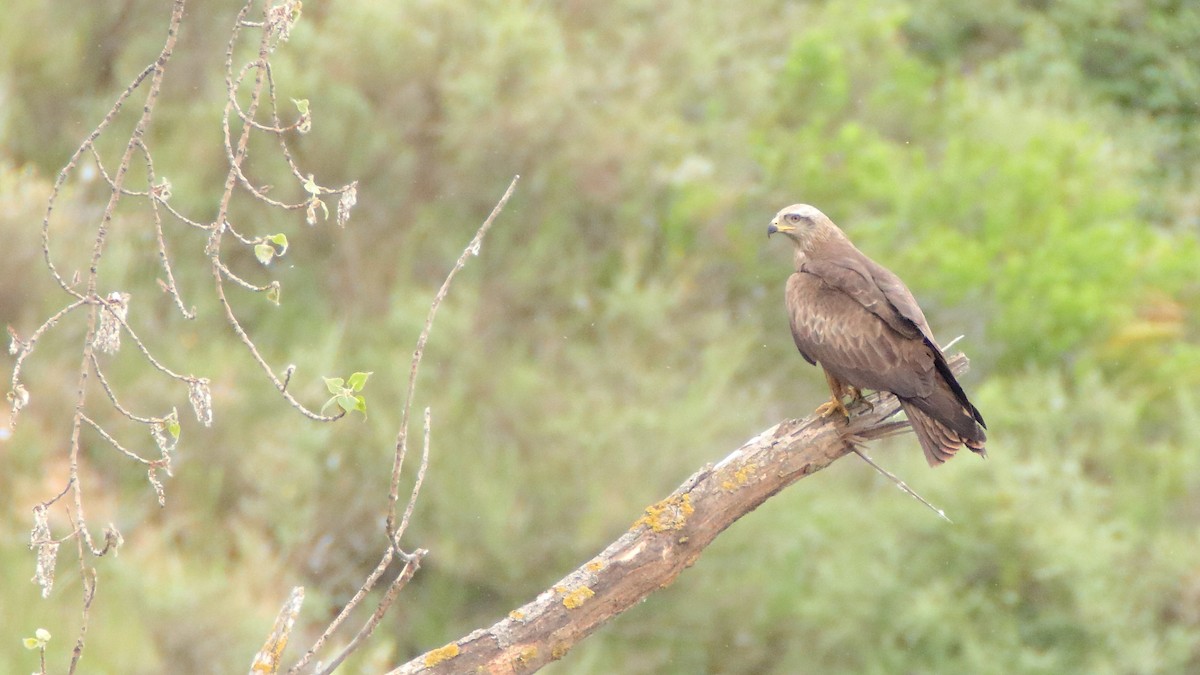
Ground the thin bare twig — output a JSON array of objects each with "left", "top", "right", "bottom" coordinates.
[
  {"left": 386, "top": 175, "right": 520, "bottom": 550},
  {"left": 314, "top": 553, "right": 425, "bottom": 675},
  {"left": 290, "top": 178, "right": 519, "bottom": 672},
  {"left": 851, "top": 448, "right": 952, "bottom": 523},
  {"left": 89, "top": 354, "right": 169, "bottom": 425},
  {"left": 41, "top": 62, "right": 157, "bottom": 298},
  {"left": 206, "top": 1, "right": 341, "bottom": 421},
  {"left": 100, "top": 296, "right": 189, "bottom": 381},
  {"left": 67, "top": 554, "right": 96, "bottom": 675},
  {"left": 216, "top": 259, "right": 278, "bottom": 292},
  {"left": 395, "top": 408, "right": 433, "bottom": 546},
  {"left": 136, "top": 138, "right": 197, "bottom": 319},
  {"left": 8, "top": 298, "right": 88, "bottom": 428},
  {"left": 287, "top": 548, "right": 395, "bottom": 674},
  {"left": 58, "top": 7, "right": 185, "bottom": 671},
  {"left": 79, "top": 414, "right": 157, "bottom": 465},
  {"left": 16, "top": 1, "right": 360, "bottom": 670}
]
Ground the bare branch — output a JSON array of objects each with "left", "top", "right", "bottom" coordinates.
[
  {"left": 287, "top": 178, "right": 519, "bottom": 671},
  {"left": 8, "top": 298, "right": 88, "bottom": 428},
  {"left": 136, "top": 139, "right": 197, "bottom": 319},
  {"left": 41, "top": 62, "right": 157, "bottom": 298},
  {"left": 395, "top": 407, "right": 433, "bottom": 546},
  {"left": 851, "top": 447, "right": 952, "bottom": 522},
  {"left": 203, "top": 4, "right": 346, "bottom": 421},
  {"left": 387, "top": 355, "right": 973, "bottom": 673},
  {"left": 54, "top": 5, "right": 186, "bottom": 647},
  {"left": 250, "top": 587, "right": 306, "bottom": 675},
  {"left": 314, "top": 552, "right": 425, "bottom": 675},
  {"left": 15, "top": 1, "right": 362, "bottom": 669},
  {"left": 89, "top": 353, "right": 161, "bottom": 425},
  {"left": 287, "top": 549, "right": 395, "bottom": 674},
  {"left": 79, "top": 414, "right": 157, "bottom": 465},
  {"left": 386, "top": 175, "right": 520, "bottom": 549}
]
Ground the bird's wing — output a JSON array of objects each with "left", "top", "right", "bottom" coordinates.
[
  {"left": 794, "top": 253, "right": 988, "bottom": 432},
  {"left": 785, "top": 273, "right": 819, "bottom": 366},
  {"left": 785, "top": 269, "right": 939, "bottom": 400},
  {"left": 798, "top": 252, "right": 931, "bottom": 343}
]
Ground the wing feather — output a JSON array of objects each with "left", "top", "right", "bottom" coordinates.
[
  {"left": 799, "top": 239, "right": 934, "bottom": 343},
  {"left": 788, "top": 268, "right": 935, "bottom": 399},
  {"left": 788, "top": 260, "right": 987, "bottom": 447}
]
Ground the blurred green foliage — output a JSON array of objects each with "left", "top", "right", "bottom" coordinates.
[{"left": 1, "top": 0, "right": 1199, "bottom": 673}]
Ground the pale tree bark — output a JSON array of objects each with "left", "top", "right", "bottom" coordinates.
[{"left": 388, "top": 355, "right": 974, "bottom": 674}]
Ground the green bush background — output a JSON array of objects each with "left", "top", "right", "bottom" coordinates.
[{"left": 2, "top": 1, "right": 1199, "bottom": 672}]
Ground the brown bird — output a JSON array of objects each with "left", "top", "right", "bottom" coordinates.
[{"left": 767, "top": 204, "right": 986, "bottom": 466}]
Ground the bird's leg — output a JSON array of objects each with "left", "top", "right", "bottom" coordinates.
[
  {"left": 846, "top": 385, "right": 874, "bottom": 414},
  {"left": 814, "top": 369, "right": 851, "bottom": 419}
]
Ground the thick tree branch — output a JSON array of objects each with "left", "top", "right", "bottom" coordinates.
[{"left": 389, "top": 354, "right": 973, "bottom": 674}]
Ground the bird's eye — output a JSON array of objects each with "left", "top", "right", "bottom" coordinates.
[{"left": 787, "top": 213, "right": 803, "bottom": 224}]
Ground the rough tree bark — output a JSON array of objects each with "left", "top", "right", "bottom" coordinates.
[{"left": 388, "top": 354, "right": 974, "bottom": 674}]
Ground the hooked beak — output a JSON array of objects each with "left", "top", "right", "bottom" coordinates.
[{"left": 767, "top": 220, "right": 795, "bottom": 238}]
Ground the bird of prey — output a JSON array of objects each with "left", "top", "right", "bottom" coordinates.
[{"left": 767, "top": 204, "right": 986, "bottom": 466}]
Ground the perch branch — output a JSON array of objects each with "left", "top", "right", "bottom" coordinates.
[{"left": 388, "top": 354, "right": 973, "bottom": 674}]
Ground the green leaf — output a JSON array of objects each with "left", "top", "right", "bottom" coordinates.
[
  {"left": 336, "top": 394, "right": 358, "bottom": 414},
  {"left": 292, "top": 98, "right": 310, "bottom": 115},
  {"left": 303, "top": 174, "right": 319, "bottom": 196},
  {"left": 268, "top": 233, "right": 289, "bottom": 255},
  {"left": 23, "top": 637, "right": 40, "bottom": 650},
  {"left": 266, "top": 283, "right": 281, "bottom": 305},
  {"left": 347, "top": 371, "right": 372, "bottom": 392},
  {"left": 167, "top": 418, "right": 181, "bottom": 439},
  {"left": 323, "top": 377, "right": 345, "bottom": 394},
  {"left": 255, "top": 243, "right": 275, "bottom": 265},
  {"left": 354, "top": 394, "right": 367, "bottom": 415}
]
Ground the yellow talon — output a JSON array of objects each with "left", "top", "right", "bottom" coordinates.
[{"left": 814, "top": 396, "right": 850, "bottom": 419}]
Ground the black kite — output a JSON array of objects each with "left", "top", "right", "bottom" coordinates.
[{"left": 768, "top": 204, "right": 987, "bottom": 466}]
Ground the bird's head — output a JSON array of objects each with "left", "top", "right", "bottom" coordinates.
[{"left": 767, "top": 203, "right": 836, "bottom": 252}]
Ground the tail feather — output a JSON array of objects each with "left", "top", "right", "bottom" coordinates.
[{"left": 902, "top": 401, "right": 987, "bottom": 468}]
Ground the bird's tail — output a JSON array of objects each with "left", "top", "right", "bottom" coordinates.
[{"left": 901, "top": 401, "right": 987, "bottom": 468}]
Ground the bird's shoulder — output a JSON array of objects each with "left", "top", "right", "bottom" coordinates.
[{"left": 799, "top": 240, "right": 932, "bottom": 341}]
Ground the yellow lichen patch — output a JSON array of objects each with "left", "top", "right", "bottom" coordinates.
[
  {"left": 631, "top": 493, "right": 694, "bottom": 532},
  {"left": 561, "top": 586, "right": 595, "bottom": 609},
  {"left": 586, "top": 560, "right": 605, "bottom": 573},
  {"left": 720, "top": 462, "right": 758, "bottom": 491},
  {"left": 423, "top": 643, "right": 460, "bottom": 667},
  {"left": 514, "top": 645, "right": 538, "bottom": 667},
  {"left": 734, "top": 463, "right": 757, "bottom": 484},
  {"left": 509, "top": 609, "right": 526, "bottom": 621},
  {"left": 551, "top": 642, "right": 570, "bottom": 660},
  {"left": 250, "top": 636, "right": 287, "bottom": 673}
]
